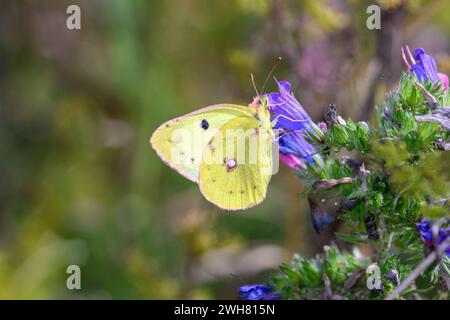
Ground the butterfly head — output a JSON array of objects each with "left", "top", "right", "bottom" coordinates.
[
  {"left": 248, "top": 95, "right": 269, "bottom": 109},
  {"left": 248, "top": 96, "right": 272, "bottom": 131}
]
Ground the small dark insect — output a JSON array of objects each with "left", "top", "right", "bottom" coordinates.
[{"left": 201, "top": 119, "right": 209, "bottom": 130}]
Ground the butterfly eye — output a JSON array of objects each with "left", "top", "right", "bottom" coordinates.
[{"left": 201, "top": 119, "right": 209, "bottom": 130}]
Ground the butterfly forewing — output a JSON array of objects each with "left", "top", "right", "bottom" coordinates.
[{"left": 150, "top": 104, "right": 254, "bottom": 182}]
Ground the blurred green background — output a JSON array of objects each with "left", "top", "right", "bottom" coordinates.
[{"left": 0, "top": 0, "right": 450, "bottom": 299}]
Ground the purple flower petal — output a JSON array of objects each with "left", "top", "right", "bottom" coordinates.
[
  {"left": 417, "top": 219, "right": 450, "bottom": 256},
  {"left": 438, "top": 72, "right": 449, "bottom": 89},
  {"left": 239, "top": 284, "right": 280, "bottom": 300},
  {"left": 279, "top": 132, "right": 316, "bottom": 160},
  {"left": 267, "top": 81, "right": 315, "bottom": 131},
  {"left": 278, "top": 80, "right": 291, "bottom": 93},
  {"left": 410, "top": 47, "right": 439, "bottom": 82},
  {"left": 279, "top": 153, "right": 306, "bottom": 169}
]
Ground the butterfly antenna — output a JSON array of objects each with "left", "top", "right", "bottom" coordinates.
[
  {"left": 249, "top": 73, "right": 259, "bottom": 96},
  {"left": 261, "top": 56, "right": 282, "bottom": 94}
]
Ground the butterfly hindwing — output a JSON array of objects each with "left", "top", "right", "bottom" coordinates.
[
  {"left": 150, "top": 104, "right": 254, "bottom": 182},
  {"left": 199, "top": 115, "right": 273, "bottom": 210}
]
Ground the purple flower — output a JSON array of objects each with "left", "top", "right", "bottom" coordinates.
[
  {"left": 416, "top": 220, "right": 433, "bottom": 246},
  {"left": 265, "top": 81, "right": 321, "bottom": 169},
  {"left": 402, "top": 46, "right": 448, "bottom": 89},
  {"left": 411, "top": 48, "right": 438, "bottom": 82},
  {"left": 416, "top": 220, "right": 450, "bottom": 256},
  {"left": 239, "top": 284, "right": 281, "bottom": 300}
]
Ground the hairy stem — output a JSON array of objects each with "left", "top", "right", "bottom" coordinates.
[{"left": 385, "top": 238, "right": 450, "bottom": 300}]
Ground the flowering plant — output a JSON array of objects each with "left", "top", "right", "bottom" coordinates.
[{"left": 240, "top": 47, "right": 450, "bottom": 300}]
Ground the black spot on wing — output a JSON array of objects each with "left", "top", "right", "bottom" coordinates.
[{"left": 201, "top": 119, "right": 209, "bottom": 130}]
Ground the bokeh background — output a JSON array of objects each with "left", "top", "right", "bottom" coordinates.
[{"left": 1, "top": 0, "right": 450, "bottom": 299}]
